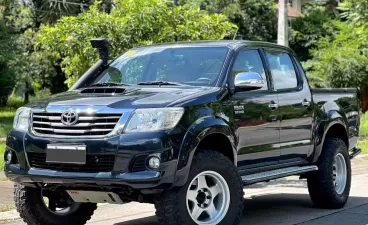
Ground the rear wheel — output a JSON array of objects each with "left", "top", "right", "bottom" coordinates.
[
  {"left": 155, "top": 150, "right": 244, "bottom": 225},
  {"left": 14, "top": 183, "right": 97, "bottom": 225},
  {"left": 307, "top": 138, "right": 351, "bottom": 209}
]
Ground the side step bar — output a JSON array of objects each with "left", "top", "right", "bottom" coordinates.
[
  {"left": 350, "top": 147, "right": 361, "bottom": 159},
  {"left": 242, "top": 165, "right": 318, "bottom": 185}
]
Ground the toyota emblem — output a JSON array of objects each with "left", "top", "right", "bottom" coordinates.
[{"left": 61, "top": 110, "right": 79, "bottom": 126}]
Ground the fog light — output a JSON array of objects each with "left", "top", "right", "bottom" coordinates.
[
  {"left": 6, "top": 151, "right": 12, "bottom": 164},
  {"left": 148, "top": 157, "right": 161, "bottom": 169}
]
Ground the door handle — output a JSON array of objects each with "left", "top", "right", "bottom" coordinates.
[
  {"left": 269, "top": 101, "right": 278, "bottom": 110},
  {"left": 302, "top": 99, "right": 310, "bottom": 107}
]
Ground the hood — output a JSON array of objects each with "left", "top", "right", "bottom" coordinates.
[{"left": 26, "top": 86, "right": 212, "bottom": 109}]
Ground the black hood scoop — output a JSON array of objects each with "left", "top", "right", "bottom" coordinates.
[{"left": 80, "top": 87, "right": 126, "bottom": 94}]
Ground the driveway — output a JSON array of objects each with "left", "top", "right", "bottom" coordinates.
[{"left": 1, "top": 156, "right": 368, "bottom": 225}]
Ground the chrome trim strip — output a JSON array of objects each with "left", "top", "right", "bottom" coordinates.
[
  {"left": 33, "top": 121, "right": 117, "bottom": 127},
  {"left": 33, "top": 115, "right": 121, "bottom": 120}
]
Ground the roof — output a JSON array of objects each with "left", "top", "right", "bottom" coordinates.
[
  {"left": 276, "top": 4, "right": 304, "bottom": 18},
  {"left": 135, "top": 40, "right": 293, "bottom": 52},
  {"left": 287, "top": 5, "right": 304, "bottom": 18}
]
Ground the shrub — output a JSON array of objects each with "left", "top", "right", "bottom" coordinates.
[{"left": 6, "top": 96, "right": 24, "bottom": 109}]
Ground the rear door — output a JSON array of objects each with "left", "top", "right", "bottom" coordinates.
[
  {"left": 263, "top": 49, "right": 313, "bottom": 163},
  {"left": 230, "top": 49, "right": 281, "bottom": 170}
]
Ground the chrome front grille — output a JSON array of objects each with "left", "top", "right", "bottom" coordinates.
[{"left": 32, "top": 112, "right": 122, "bottom": 136}]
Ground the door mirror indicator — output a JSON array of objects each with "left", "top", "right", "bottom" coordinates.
[{"left": 234, "top": 72, "right": 265, "bottom": 91}]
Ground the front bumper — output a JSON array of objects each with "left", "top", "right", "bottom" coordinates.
[
  {"left": 4, "top": 128, "right": 185, "bottom": 190},
  {"left": 5, "top": 165, "right": 174, "bottom": 189}
]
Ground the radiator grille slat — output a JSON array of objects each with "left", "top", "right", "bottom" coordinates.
[
  {"left": 32, "top": 112, "right": 122, "bottom": 136},
  {"left": 27, "top": 152, "right": 115, "bottom": 173}
]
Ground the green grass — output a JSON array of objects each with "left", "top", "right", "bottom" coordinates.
[
  {"left": 358, "top": 139, "right": 368, "bottom": 155},
  {"left": 0, "top": 142, "right": 5, "bottom": 170},
  {"left": 360, "top": 112, "right": 368, "bottom": 140},
  {"left": 0, "top": 109, "right": 16, "bottom": 140},
  {"left": 0, "top": 108, "right": 14, "bottom": 171},
  {"left": 0, "top": 204, "right": 15, "bottom": 212}
]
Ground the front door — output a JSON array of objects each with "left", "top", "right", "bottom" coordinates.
[
  {"left": 263, "top": 50, "right": 313, "bottom": 163},
  {"left": 230, "top": 49, "right": 281, "bottom": 171}
]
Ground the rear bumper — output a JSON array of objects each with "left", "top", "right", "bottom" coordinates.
[{"left": 4, "top": 128, "right": 185, "bottom": 190}]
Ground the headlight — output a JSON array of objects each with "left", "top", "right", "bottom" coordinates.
[
  {"left": 125, "top": 108, "right": 184, "bottom": 132},
  {"left": 13, "top": 107, "right": 31, "bottom": 131}
]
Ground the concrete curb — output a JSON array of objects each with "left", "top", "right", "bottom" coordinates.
[
  {"left": 0, "top": 172, "right": 6, "bottom": 181},
  {"left": 0, "top": 210, "right": 19, "bottom": 224}
]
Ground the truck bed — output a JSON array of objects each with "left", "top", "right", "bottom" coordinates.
[{"left": 311, "top": 88, "right": 360, "bottom": 150}]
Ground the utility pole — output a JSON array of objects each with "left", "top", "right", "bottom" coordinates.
[{"left": 277, "top": 0, "right": 289, "bottom": 47}]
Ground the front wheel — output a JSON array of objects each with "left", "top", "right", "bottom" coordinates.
[
  {"left": 14, "top": 184, "right": 97, "bottom": 225},
  {"left": 155, "top": 150, "right": 244, "bottom": 225},
  {"left": 307, "top": 138, "right": 351, "bottom": 209}
]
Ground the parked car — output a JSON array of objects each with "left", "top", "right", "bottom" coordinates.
[{"left": 4, "top": 39, "right": 361, "bottom": 225}]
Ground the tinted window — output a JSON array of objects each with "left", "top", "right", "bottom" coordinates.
[
  {"left": 265, "top": 51, "right": 298, "bottom": 90},
  {"left": 231, "top": 50, "right": 267, "bottom": 90},
  {"left": 93, "top": 47, "right": 229, "bottom": 87}
]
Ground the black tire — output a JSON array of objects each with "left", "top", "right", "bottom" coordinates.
[
  {"left": 155, "top": 150, "right": 244, "bottom": 225},
  {"left": 307, "top": 138, "right": 351, "bottom": 209},
  {"left": 14, "top": 183, "right": 97, "bottom": 225}
]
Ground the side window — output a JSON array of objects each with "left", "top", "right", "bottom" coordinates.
[
  {"left": 231, "top": 50, "right": 267, "bottom": 90},
  {"left": 264, "top": 50, "right": 298, "bottom": 90}
]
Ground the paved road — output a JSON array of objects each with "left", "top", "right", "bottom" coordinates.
[{"left": 2, "top": 170, "right": 368, "bottom": 225}]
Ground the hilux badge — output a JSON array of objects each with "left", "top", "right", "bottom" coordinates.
[{"left": 61, "top": 110, "right": 79, "bottom": 126}]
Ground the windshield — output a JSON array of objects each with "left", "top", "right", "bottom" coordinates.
[{"left": 91, "top": 46, "right": 229, "bottom": 87}]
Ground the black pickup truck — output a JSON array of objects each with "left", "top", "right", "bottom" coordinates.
[{"left": 4, "top": 40, "right": 361, "bottom": 225}]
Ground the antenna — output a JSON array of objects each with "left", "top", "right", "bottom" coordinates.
[{"left": 233, "top": 28, "right": 239, "bottom": 40}]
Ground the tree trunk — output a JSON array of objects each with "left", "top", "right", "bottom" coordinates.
[
  {"left": 24, "top": 82, "right": 29, "bottom": 104},
  {"left": 361, "top": 92, "right": 368, "bottom": 113}
]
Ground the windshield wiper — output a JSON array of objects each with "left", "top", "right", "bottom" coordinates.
[
  {"left": 138, "top": 81, "right": 184, "bottom": 86},
  {"left": 90, "top": 82, "right": 130, "bottom": 87}
]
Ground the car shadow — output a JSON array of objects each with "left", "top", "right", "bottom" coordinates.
[{"left": 113, "top": 194, "right": 368, "bottom": 225}]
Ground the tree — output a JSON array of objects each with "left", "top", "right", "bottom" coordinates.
[
  {"left": 0, "top": 21, "right": 17, "bottom": 105},
  {"left": 37, "top": 0, "right": 237, "bottom": 87},
  {"left": 340, "top": 0, "right": 368, "bottom": 28},
  {"left": 289, "top": 4, "right": 339, "bottom": 61},
  {"left": 180, "top": 0, "right": 277, "bottom": 42},
  {"left": 237, "top": 0, "right": 277, "bottom": 41},
  {"left": 306, "top": 21, "right": 368, "bottom": 92}
]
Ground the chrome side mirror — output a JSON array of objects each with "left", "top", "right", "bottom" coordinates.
[{"left": 234, "top": 72, "right": 265, "bottom": 91}]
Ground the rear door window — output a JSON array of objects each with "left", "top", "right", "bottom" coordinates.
[{"left": 264, "top": 51, "right": 298, "bottom": 91}]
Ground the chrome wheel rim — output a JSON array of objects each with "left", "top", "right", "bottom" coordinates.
[
  {"left": 333, "top": 153, "right": 347, "bottom": 195},
  {"left": 186, "top": 171, "right": 230, "bottom": 225}
]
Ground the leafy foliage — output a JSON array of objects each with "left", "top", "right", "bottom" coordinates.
[
  {"left": 180, "top": 0, "right": 277, "bottom": 42},
  {"left": 306, "top": 21, "right": 368, "bottom": 91},
  {"left": 0, "top": 21, "right": 17, "bottom": 105},
  {"left": 290, "top": 4, "right": 339, "bottom": 61},
  {"left": 37, "top": 0, "right": 237, "bottom": 87},
  {"left": 340, "top": 0, "right": 368, "bottom": 28}
]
